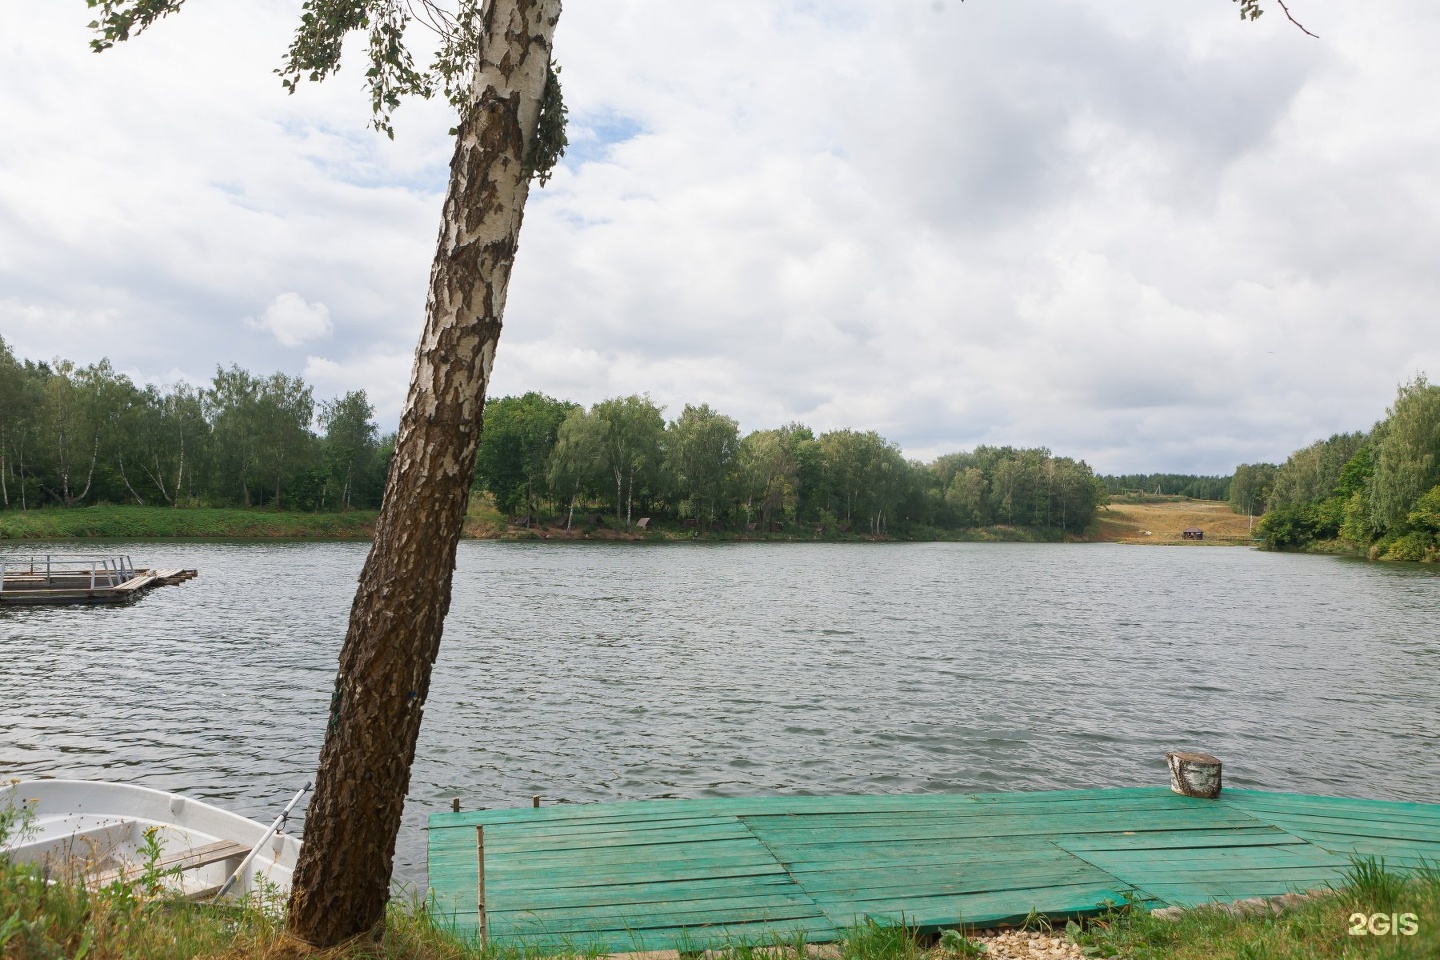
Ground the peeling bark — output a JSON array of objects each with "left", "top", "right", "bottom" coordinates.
[{"left": 285, "top": 0, "right": 562, "bottom": 946}]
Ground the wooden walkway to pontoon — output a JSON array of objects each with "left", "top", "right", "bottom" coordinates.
[{"left": 427, "top": 787, "right": 1440, "bottom": 953}]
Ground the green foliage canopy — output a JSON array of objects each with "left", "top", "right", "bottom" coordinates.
[
  {"left": 0, "top": 345, "right": 387, "bottom": 512},
  {"left": 1229, "top": 462, "right": 1277, "bottom": 516},
  {"left": 666, "top": 404, "right": 740, "bottom": 527},
  {"left": 473, "top": 392, "right": 576, "bottom": 517},
  {"left": 1369, "top": 376, "right": 1440, "bottom": 532},
  {"left": 4, "top": 346, "right": 1110, "bottom": 537},
  {"left": 1267, "top": 431, "right": 1367, "bottom": 511},
  {"left": 84, "top": 0, "right": 568, "bottom": 154},
  {"left": 1252, "top": 377, "right": 1440, "bottom": 560}
]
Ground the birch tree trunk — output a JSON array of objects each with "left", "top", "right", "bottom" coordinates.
[
  {"left": 285, "top": 0, "right": 562, "bottom": 945},
  {"left": 614, "top": 466, "right": 623, "bottom": 524},
  {"left": 74, "top": 434, "right": 98, "bottom": 505},
  {"left": 173, "top": 428, "right": 184, "bottom": 507},
  {"left": 116, "top": 453, "right": 146, "bottom": 506}
]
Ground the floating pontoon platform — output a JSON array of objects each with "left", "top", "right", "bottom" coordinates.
[
  {"left": 428, "top": 787, "right": 1440, "bottom": 953},
  {"left": 0, "top": 555, "right": 197, "bottom": 605}
]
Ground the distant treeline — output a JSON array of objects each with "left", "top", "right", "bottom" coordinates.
[
  {"left": 1248, "top": 377, "right": 1440, "bottom": 561},
  {"left": 1, "top": 342, "right": 1106, "bottom": 536},
  {"left": 1098, "top": 473, "right": 1230, "bottom": 501},
  {"left": 0, "top": 338, "right": 389, "bottom": 511},
  {"left": 13, "top": 336, "right": 1432, "bottom": 554},
  {"left": 476, "top": 393, "right": 1105, "bottom": 536}
]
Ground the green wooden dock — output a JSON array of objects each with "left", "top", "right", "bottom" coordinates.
[{"left": 427, "top": 788, "right": 1440, "bottom": 953}]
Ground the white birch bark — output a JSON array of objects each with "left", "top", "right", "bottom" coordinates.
[{"left": 286, "top": 0, "right": 563, "bottom": 945}]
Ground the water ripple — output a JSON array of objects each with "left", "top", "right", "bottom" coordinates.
[{"left": 2, "top": 541, "right": 1438, "bottom": 886}]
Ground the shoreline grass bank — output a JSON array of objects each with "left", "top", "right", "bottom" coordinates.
[
  {"left": 462, "top": 500, "right": 1093, "bottom": 545},
  {"left": 0, "top": 504, "right": 1077, "bottom": 544},
  {"left": 4, "top": 501, "right": 1395, "bottom": 553},
  {"left": 0, "top": 505, "right": 378, "bottom": 540}
]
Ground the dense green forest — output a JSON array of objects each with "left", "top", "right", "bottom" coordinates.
[
  {"left": 0, "top": 337, "right": 389, "bottom": 512},
  {"left": 1254, "top": 377, "right": 1440, "bottom": 561},
  {"left": 0, "top": 341, "right": 1107, "bottom": 537},
  {"left": 10, "top": 337, "right": 1434, "bottom": 554},
  {"left": 1099, "top": 473, "right": 1230, "bottom": 500},
  {"left": 475, "top": 393, "right": 1106, "bottom": 536}
]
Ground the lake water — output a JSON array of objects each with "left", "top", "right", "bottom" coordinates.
[{"left": 2, "top": 540, "right": 1437, "bottom": 887}]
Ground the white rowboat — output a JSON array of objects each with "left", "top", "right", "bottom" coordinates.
[{"left": 1, "top": 779, "right": 302, "bottom": 901}]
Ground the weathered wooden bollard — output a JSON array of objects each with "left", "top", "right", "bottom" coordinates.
[{"left": 1167, "top": 751, "right": 1222, "bottom": 798}]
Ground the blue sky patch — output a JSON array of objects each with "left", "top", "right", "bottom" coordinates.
[{"left": 563, "top": 111, "right": 646, "bottom": 168}]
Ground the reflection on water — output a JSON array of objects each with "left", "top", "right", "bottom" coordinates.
[{"left": 2, "top": 540, "right": 1438, "bottom": 886}]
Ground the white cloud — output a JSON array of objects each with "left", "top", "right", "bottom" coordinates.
[
  {"left": 3, "top": 0, "right": 1438, "bottom": 474},
  {"left": 245, "top": 293, "right": 334, "bottom": 347},
  {"left": 303, "top": 350, "right": 414, "bottom": 427}
]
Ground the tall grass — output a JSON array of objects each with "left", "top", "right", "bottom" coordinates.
[
  {"left": 1341, "top": 855, "right": 1412, "bottom": 914},
  {"left": 1065, "top": 856, "right": 1440, "bottom": 959}
]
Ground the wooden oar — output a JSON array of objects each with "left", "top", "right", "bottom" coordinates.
[{"left": 213, "top": 783, "right": 311, "bottom": 901}]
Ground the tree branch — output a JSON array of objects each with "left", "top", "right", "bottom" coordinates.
[{"left": 1275, "top": 0, "right": 1318, "bottom": 38}]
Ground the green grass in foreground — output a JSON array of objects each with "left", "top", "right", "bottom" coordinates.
[
  {"left": 0, "top": 506, "right": 377, "bottom": 540},
  {"left": 2, "top": 848, "right": 1437, "bottom": 960},
  {"left": 1057, "top": 859, "right": 1440, "bottom": 959}
]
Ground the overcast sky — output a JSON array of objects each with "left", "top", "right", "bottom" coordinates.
[{"left": 2, "top": 1, "right": 1436, "bottom": 475}]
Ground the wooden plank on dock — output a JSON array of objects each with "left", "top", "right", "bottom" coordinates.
[
  {"left": 429, "top": 811, "right": 837, "bottom": 952},
  {"left": 152, "top": 569, "right": 199, "bottom": 585},
  {"left": 1217, "top": 788, "right": 1440, "bottom": 867},
  {"left": 115, "top": 574, "right": 159, "bottom": 593},
  {"left": 427, "top": 788, "right": 1440, "bottom": 951}
]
